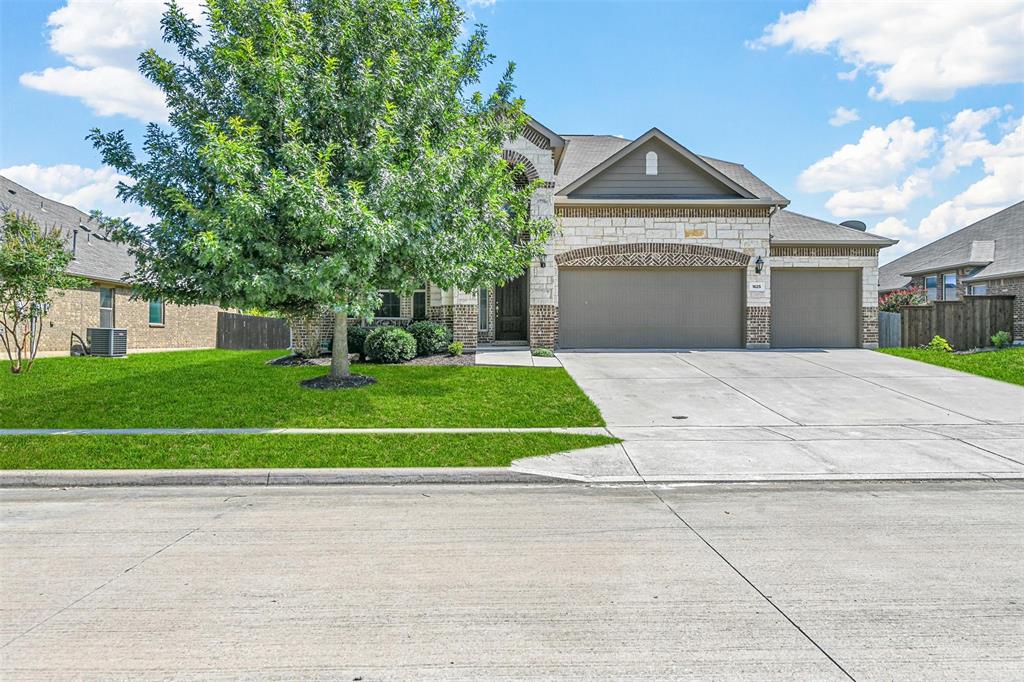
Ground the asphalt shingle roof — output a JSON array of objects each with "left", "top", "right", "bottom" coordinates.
[
  {"left": 878, "top": 202, "right": 1024, "bottom": 292},
  {"left": 771, "top": 210, "right": 897, "bottom": 246},
  {"left": 0, "top": 174, "right": 135, "bottom": 284},
  {"left": 552, "top": 134, "right": 789, "bottom": 203}
]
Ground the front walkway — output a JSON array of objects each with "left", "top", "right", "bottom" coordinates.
[
  {"left": 475, "top": 346, "right": 561, "bottom": 367},
  {"left": 513, "top": 350, "right": 1024, "bottom": 482}
]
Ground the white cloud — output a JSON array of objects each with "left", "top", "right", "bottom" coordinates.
[
  {"left": 828, "top": 106, "right": 860, "bottom": 127},
  {"left": 0, "top": 163, "right": 150, "bottom": 225},
  {"left": 752, "top": 1, "right": 1024, "bottom": 102},
  {"left": 825, "top": 171, "right": 931, "bottom": 217},
  {"left": 798, "top": 117, "right": 935, "bottom": 193},
  {"left": 20, "top": 0, "right": 205, "bottom": 122},
  {"left": 872, "top": 115, "right": 1024, "bottom": 258}
]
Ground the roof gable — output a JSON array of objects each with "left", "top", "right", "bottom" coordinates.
[{"left": 557, "top": 128, "right": 757, "bottom": 201}]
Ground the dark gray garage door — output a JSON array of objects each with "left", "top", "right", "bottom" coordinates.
[
  {"left": 771, "top": 269, "right": 860, "bottom": 348},
  {"left": 558, "top": 267, "right": 744, "bottom": 348}
]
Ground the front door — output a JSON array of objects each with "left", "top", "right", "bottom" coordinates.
[{"left": 495, "top": 274, "right": 528, "bottom": 340}]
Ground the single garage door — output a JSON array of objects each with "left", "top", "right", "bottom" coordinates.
[
  {"left": 559, "top": 267, "right": 744, "bottom": 348},
  {"left": 771, "top": 269, "right": 860, "bottom": 348}
]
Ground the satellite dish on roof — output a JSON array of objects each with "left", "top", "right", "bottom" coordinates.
[{"left": 840, "top": 220, "right": 867, "bottom": 232}]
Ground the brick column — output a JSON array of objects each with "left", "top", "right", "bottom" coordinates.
[
  {"left": 861, "top": 306, "right": 879, "bottom": 348},
  {"left": 745, "top": 306, "right": 770, "bottom": 348},
  {"left": 529, "top": 305, "right": 558, "bottom": 350},
  {"left": 452, "top": 304, "right": 478, "bottom": 351}
]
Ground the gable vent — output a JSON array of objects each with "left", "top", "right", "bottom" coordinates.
[{"left": 645, "top": 151, "right": 658, "bottom": 175}]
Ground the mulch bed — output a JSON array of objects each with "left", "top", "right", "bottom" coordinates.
[
  {"left": 269, "top": 352, "right": 475, "bottom": 367},
  {"left": 300, "top": 374, "right": 377, "bottom": 390}
]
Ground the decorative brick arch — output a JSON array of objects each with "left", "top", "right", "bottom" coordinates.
[
  {"left": 502, "top": 149, "right": 540, "bottom": 183},
  {"left": 555, "top": 243, "right": 751, "bottom": 268}
]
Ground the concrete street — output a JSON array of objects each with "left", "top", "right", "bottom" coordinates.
[
  {"left": 2, "top": 481, "right": 1023, "bottom": 679},
  {"left": 514, "top": 350, "right": 1024, "bottom": 482}
]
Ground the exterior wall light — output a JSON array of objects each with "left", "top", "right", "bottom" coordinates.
[
  {"left": 754, "top": 256, "right": 764, "bottom": 274},
  {"left": 539, "top": 253, "right": 547, "bottom": 268}
]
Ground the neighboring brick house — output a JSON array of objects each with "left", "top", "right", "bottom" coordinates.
[
  {"left": 879, "top": 202, "right": 1023, "bottom": 339},
  {"left": 1, "top": 175, "right": 221, "bottom": 356},
  {"left": 304, "top": 121, "right": 896, "bottom": 351}
]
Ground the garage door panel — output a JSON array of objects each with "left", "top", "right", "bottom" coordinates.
[
  {"left": 559, "top": 268, "right": 743, "bottom": 349},
  {"left": 771, "top": 269, "right": 859, "bottom": 348}
]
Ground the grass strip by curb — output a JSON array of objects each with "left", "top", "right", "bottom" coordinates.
[
  {"left": 878, "top": 346, "right": 1024, "bottom": 386},
  {"left": 0, "top": 433, "right": 620, "bottom": 470}
]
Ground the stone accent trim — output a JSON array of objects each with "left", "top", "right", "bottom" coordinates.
[
  {"left": 529, "top": 305, "right": 558, "bottom": 349},
  {"left": 555, "top": 206, "right": 771, "bottom": 219},
  {"left": 771, "top": 245, "right": 880, "bottom": 258},
  {"left": 861, "top": 306, "right": 879, "bottom": 348},
  {"left": 556, "top": 243, "right": 751, "bottom": 268},
  {"left": 745, "top": 306, "right": 770, "bottom": 347},
  {"left": 451, "top": 304, "right": 478, "bottom": 351},
  {"left": 521, "top": 125, "right": 552, "bottom": 150},
  {"left": 502, "top": 149, "right": 540, "bottom": 182}
]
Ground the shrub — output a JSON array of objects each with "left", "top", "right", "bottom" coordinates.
[
  {"left": 531, "top": 348, "right": 554, "bottom": 357},
  {"left": 879, "top": 287, "right": 926, "bottom": 313},
  {"left": 406, "top": 320, "right": 452, "bottom": 356},
  {"left": 926, "top": 335, "right": 954, "bottom": 352},
  {"left": 364, "top": 326, "right": 416, "bottom": 364},
  {"left": 346, "top": 325, "right": 372, "bottom": 359},
  {"left": 447, "top": 340, "right": 464, "bottom": 356},
  {"left": 991, "top": 330, "right": 1012, "bottom": 349}
]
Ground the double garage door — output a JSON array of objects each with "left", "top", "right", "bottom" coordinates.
[{"left": 558, "top": 267, "right": 859, "bottom": 349}]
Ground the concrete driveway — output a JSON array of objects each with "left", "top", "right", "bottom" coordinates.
[{"left": 514, "top": 350, "right": 1024, "bottom": 482}]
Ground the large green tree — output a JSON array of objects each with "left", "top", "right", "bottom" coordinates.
[{"left": 90, "top": 0, "right": 550, "bottom": 384}]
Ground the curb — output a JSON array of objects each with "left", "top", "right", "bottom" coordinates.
[{"left": 0, "top": 467, "right": 561, "bottom": 488}]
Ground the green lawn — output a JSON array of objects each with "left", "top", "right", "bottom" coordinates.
[
  {"left": 0, "top": 350, "right": 603, "bottom": 428},
  {"left": 879, "top": 346, "right": 1024, "bottom": 386},
  {"left": 0, "top": 433, "right": 619, "bottom": 469}
]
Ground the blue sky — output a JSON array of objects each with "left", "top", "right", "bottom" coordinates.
[{"left": 2, "top": 0, "right": 1022, "bottom": 263}]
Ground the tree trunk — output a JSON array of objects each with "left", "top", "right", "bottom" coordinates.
[{"left": 330, "top": 309, "right": 349, "bottom": 379}]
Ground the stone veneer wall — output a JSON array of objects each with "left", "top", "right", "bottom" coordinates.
[
  {"left": 38, "top": 284, "right": 219, "bottom": 355},
  {"left": 529, "top": 208, "right": 772, "bottom": 349}
]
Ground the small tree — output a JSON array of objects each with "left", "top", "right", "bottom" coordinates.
[
  {"left": 0, "top": 211, "right": 89, "bottom": 373},
  {"left": 880, "top": 287, "right": 926, "bottom": 312},
  {"left": 89, "top": 0, "right": 551, "bottom": 386}
]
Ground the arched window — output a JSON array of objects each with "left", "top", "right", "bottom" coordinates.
[{"left": 645, "top": 151, "right": 658, "bottom": 175}]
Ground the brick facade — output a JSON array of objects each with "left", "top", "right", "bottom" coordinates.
[
  {"left": 37, "top": 284, "right": 219, "bottom": 356},
  {"left": 451, "top": 304, "right": 478, "bottom": 351},
  {"left": 529, "top": 304, "right": 558, "bottom": 349},
  {"left": 975, "top": 276, "right": 1024, "bottom": 339},
  {"left": 861, "top": 306, "right": 879, "bottom": 347},
  {"left": 745, "top": 306, "right": 771, "bottom": 347}
]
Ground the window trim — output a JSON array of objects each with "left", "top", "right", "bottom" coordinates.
[
  {"left": 479, "top": 288, "right": 489, "bottom": 331},
  {"left": 645, "top": 151, "right": 658, "bottom": 176},
  {"left": 99, "top": 287, "right": 116, "bottom": 328},
  {"left": 375, "top": 290, "right": 402, "bottom": 319},
  {"left": 148, "top": 297, "right": 165, "bottom": 327},
  {"left": 968, "top": 283, "right": 988, "bottom": 296},
  {"left": 412, "top": 285, "right": 427, "bottom": 321},
  {"left": 924, "top": 275, "right": 938, "bottom": 301},
  {"left": 943, "top": 272, "right": 958, "bottom": 301}
]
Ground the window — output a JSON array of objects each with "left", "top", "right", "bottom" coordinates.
[
  {"left": 376, "top": 291, "right": 401, "bottom": 318},
  {"left": 413, "top": 284, "right": 427, "bottom": 320},
  {"left": 969, "top": 283, "right": 987, "bottom": 296},
  {"left": 943, "top": 272, "right": 958, "bottom": 301},
  {"left": 99, "top": 287, "right": 115, "bottom": 327},
  {"left": 645, "top": 151, "right": 658, "bottom": 175},
  {"left": 148, "top": 298, "right": 164, "bottom": 325},
  {"left": 479, "top": 288, "right": 489, "bottom": 331},
  {"left": 924, "top": 275, "right": 938, "bottom": 301}
]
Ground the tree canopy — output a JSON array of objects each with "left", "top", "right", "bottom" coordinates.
[{"left": 90, "top": 0, "right": 551, "bottom": 379}]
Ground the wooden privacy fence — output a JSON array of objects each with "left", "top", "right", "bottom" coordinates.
[
  {"left": 217, "top": 312, "right": 291, "bottom": 350},
  {"left": 878, "top": 311, "right": 901, "bottom": 348},
  {"left": 900, "top": 295, "right": 1015, "bottom": 349}
]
